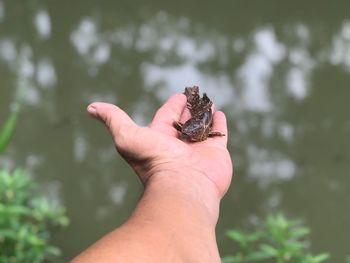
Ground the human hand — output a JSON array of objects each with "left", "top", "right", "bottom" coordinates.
[{"left": 87, "top": 93, "right": 233, "bottom": 199}]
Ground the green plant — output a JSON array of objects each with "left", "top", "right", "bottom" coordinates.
[
  {"left": 222, "top": 214, "right": 329, "bottom": 263},
  {"left": 0, "top": 169, "right": 69, "bottom": 263},
  {"left": 0, "top": 102, "right": 20, "bottom": 155}
]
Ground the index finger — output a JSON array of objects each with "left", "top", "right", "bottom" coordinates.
[{"left": 149, "top": 93, "right": 187, "bottom": 136}]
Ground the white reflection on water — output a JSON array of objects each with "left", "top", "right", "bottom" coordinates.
[
  {"left": 18, "top": 46, "right": 34, "bottom": 78},
  {"left": 238, "top": 27, "right": 285, "bottom": 112},
  {"left": 135, "top": 12, "right": 188, "bottom": 53},
  {"left": 71, "top": 18, "right": 97, "bottom": 55},
  {"left": 232, "top": 38, "right": 245, "bottom": 53},
  {"left": 70, "top": 18, "right": 111, "bottom": 69},
  {"left": 34, "top": 10, "right": 51, "bottom": 40},
  {"left": 15, "top": 46, "right": 43, "bottom": 106},
  {"left": 36, "top": 58, "right": 56, "bottom": 88},
  {"left": 286, "top": 26, "right": 314, "bottom": 101},
  {"left": 109, "top": 182, "right": 127, "bottom": 205},
  {"left": 2, "top": 44, "right": 44, "bottom": 106},
  {"left": 278, "top": 122, "right": 295, "bottom": 143},
  {"left": 95, "top": 182, "right": 127, "bottom": 220},
  {"left": 255, "top": 27, "right": 286, "bottom": 63},
  {"left": 266, "top": 190, "right": 282, "bottom": 209},
  {"left": 286, "top": 67, "right": 308, "bottom": 100},
  {"left": 25, "top": 154, "right": 44, "bottom": 170},
  {"left": 247, "top": 144, "right": 296, "bottom": 187},
  {"left": 41, "top": 180, "right": 65, "bottom": 211},
  {"left": 330, "top": 20, "right": 350, "bottom": 70},
  {"left": 128, "top": 13, "right": 233, "bottom": 105},
  {"left": 239, "top": 53, "right": 272, "bottom": 112},
  {"left": 176, "top": 37, "right": 216, "bottom": 63},
  {"left": 0, "top": 39, "right": 16, "bottom": 62},
  {"left": 93, "top": 43, "right": 110, "bottom": 64},
  {"left": 137, "top": 17, "right": 234, "bottom": 106},
  {"left": 73, "top": 132, "right": 88, "bottom": 162},
  {"left": 142, "top": 62, "right": 235, "bottom": 107},
  {"left": 0, "top": 40, "right": 54, "bottom": 105},
  {"left": 111, "top": 25, "right": 135, "bottom": 49},
  {"left": 97, "top": 147, "right": 117, "bottom": 163},
  {"left": 25, "top": 86, "right": 41, "bottom": 105},
  {"left": 0, "top": 38, "right": 58, "bottom": 107},
  {"left": 131, "top": 99, "right": 153, "bottom": 126}
]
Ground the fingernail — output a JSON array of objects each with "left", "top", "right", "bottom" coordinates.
[{"left": 87, "top": 105, "right": 97, "bottom": 116}]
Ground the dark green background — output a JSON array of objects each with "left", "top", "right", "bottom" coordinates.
[{"left": 1, "top": 0, "right": 349, "bottom": 261}]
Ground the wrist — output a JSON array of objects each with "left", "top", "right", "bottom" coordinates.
[{"left": 144, "top": 167, "right": 221, "bottom": 224}]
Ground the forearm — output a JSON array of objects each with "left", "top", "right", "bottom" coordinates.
[{"left": 72, "top": 170, "right": 221, "bottom": 263}]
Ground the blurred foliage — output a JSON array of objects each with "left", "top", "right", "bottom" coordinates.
[
  {"left": 222, "top": 214, "right": 329, "bottom": 263},
  {"left": 0, "top": 99, "right": 69, "bottom": 262},
  {"left": 0, "top": 102, "right": 20, "bottom": 154},
  {"left": 0, "top": 169, "right": 69, "bottom": 263}
]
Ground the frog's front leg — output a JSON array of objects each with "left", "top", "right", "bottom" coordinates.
[
  {"left": 208, "top": 131, "right": 225, "bottom": 137},
  {"left": 173, "top": 121, "right": 183, "bottom": 132}
]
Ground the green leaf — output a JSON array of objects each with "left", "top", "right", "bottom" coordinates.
[
  {"left": 259, "top": 244, "right": 278, "bottom": 257},
  {"left": 0, "top": 228, "right": 17, "bottom": 239},
  {"left": 45, "top": 246, "right": 61, "bottom": 256},
  {"left": 0, "top": 103, "right": 20, "bottom": 154},
  {"left": 226, "top": 230, "right": 246, "bottom": 243},
  {"left": 290, "top": 227, "right": 310, "bottom": 238},
  {"left": 0, "top": 204, "right": 32, "bottom": 216},
  {"left": 312, "top": 253, "right": 330, "bottom": 263}
]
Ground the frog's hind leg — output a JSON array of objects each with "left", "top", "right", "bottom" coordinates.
[{"left": 208, "top": 131, "right": 225, "bottom": 137}]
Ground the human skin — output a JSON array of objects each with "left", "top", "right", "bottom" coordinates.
[{"left": 71, "top": 93, "right": 233, "bottom": 263}]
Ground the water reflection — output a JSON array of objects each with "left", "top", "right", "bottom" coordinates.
[
  {"left": 0, "top": 43, "right": 40, "bottom": 105},
  {"left": 0, "top": 39, "right": 58, "bottom": 106},
  {"left": 71, "top": 18, "right": 111, "bottom": 73},
  {"left": 142, "top": 63, "right": 235, "bottom": 105},
  {"left": 73, "top": 132, "right": 88, "bottom": 163},
  {"left": 330, "top": 20, "right": 350, "bottom": 70},
  {"left": 109, "top": 182, "right": 128, "bottom": 205},
  {"left": 286, "top": 67, "right": 308, "bottom": 100},
  {"left": 247, "top": 144, "right": 296, "bottom": 187},
  {"left": 0, "top": 39, "right": 16, "bottom": 62},
  {"left": 36, "top": 58, "right": 56, "bottom": 87},
  {"left": 238, "top": 27, "right": 285, "bottom": 112},
  {"left": 34, "top": 9, "right": 51, "bottom": 40},
  {"left": 1, "top": 3, "right": 350, "bottom": 261}
]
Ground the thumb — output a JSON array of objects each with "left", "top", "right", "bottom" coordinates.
[{"left": 87, "top": 102, "right": 138, "bottom": 150}]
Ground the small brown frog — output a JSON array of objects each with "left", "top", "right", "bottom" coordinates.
[{"left": 174, "top": 86, "right": 225, "bottom": 142}]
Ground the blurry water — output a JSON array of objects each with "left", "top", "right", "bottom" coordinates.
[{"left": 1, "top": 1, "right": 350, "bottom": 261}]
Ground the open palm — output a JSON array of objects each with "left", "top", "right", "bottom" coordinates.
[{"left": 87, "top": 93, "right": 233, "bottom": 197}]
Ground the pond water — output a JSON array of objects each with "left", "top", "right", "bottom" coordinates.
[{"left": 1, "top": 0, "right": 350, "bottom": 261}]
